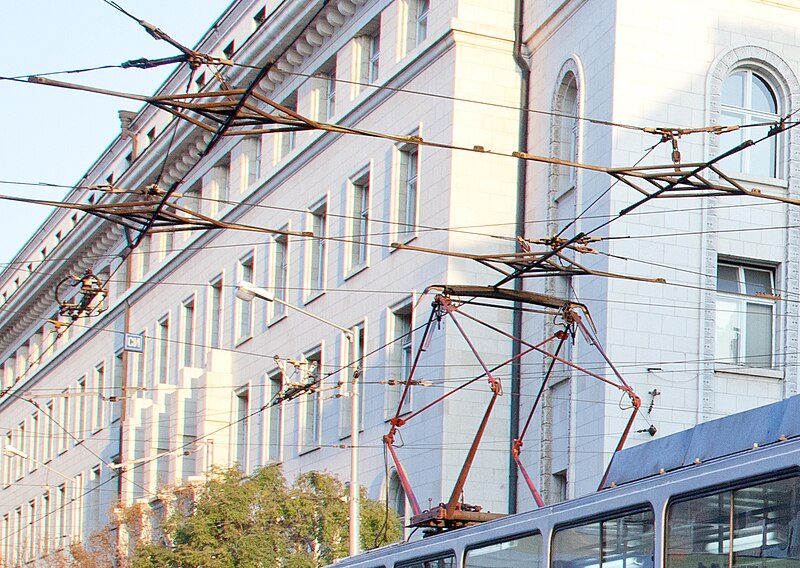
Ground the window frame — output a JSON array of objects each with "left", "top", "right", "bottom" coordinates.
[
  {"left": 305, "top": 198, "right": 328, "bottom": 303},
  {"left": 236, "top": 253, "right": 255, "bottom": 344},
  {"left": 299, "top": 348, "right": 323, "bottom": 453},
  {"left": 266, "top": 370, "right": 284, "bottom": 463},
  {"left": 347, "top": 169, "right": 371, "bottom": 276},
  {"left": 181, "top": 295, "right": 196, "bottom": 368},
  {"left": 395, "top": 143, "right": 420, "bottom": 243},
  {"left": 387, "top": 302, "right": 414, "bottom": 420},
  {"left": 339, "top": 323, "right": 365, "bottom": 439},
  {"left": 463, "top": 531, "right": 543, "bottom": 568},
  {"left": 665, "top": 472, "right": 800, "bottom": 568},
  {"left": 715, "top": 260, "right": 777, "bottom": 369},
  {"left": 269, "top": 229, "right": 289, "bottom": 323},
  {"left": 719, "top": 67, "right": 783, "bottom": 179},
  {"left": 551, "top": 505, "right": 655, "bottom": 568},
  {"left": 208, "top": 275, "right": 224, "bottom": 351}
]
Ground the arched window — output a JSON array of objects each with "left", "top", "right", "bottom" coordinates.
[
  {"left": 388, "top": 471, "right": 406, "bottom": 523},
  {"left": 556, "top": 74, "right": 579, "bottom": 194},
  {"left": 720, "top": 69, "right": 780, "bottom": 178}
]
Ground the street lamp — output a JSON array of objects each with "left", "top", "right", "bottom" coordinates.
[
  {"left": 236, "top": 281, "right": 354, "bottom": 341},
  {"left": 3, "top": 444, "right": 73, "bottom": 483},
  {"left": 236, "top": 281, "right": 361, "bottom": 556}
]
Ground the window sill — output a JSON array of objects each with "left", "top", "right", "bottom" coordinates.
[
  {"left": 235, "top": 334, "right": 253, "bottom": 348},
  {"left": 714, "top": 364, "right": 783, "bottom": 380},
  {"left": 267, "top": 312, "right": 287, "bottom": 328},
  {"left": 391, "top": 233, "right": 417, "bottom": 250},
  {"left": 384, "top": 407, "right": 412, "bottom": 422},
  {"left": 303, "top": 289, "right": 325, "bottom": 306},
  {"left": 299, "top": 445, "right": 320, "bottom": 456},
  {"left": 553, "top": 185, "right": 576, "bottom": 204},
  {"left": 345, "top": 263, "right": 368, "bottom": 281},
  {"left": 727, "top": 172, "right": 788, "bottom": 192}
]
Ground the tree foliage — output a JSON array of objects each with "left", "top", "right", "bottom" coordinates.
[{"left": 130, "top": 465, "right": 402, "bottom": 568}]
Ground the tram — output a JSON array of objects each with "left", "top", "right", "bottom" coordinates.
[{"left": 332, "top": 394, "right": 800, "bottom": 568}]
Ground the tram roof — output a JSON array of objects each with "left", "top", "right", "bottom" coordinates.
[{"left": 602, "top": 392, "right": 800, "bottom": 488}]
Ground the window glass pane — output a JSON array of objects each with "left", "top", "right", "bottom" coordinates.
[
  {"left": 732, "top": 478, "right": 800, "bottom": 565},
  {"left": 744, "top": 302, "right": 772, "bottom": 367},
  {"left": 716, "top": 298, "right": 740, "bottom": 363},
  {"left": 744, "top": 268, "right": 772, "bottom": 296},
  {"left": 553, "top": 509, "right": 654, "bottom": 568},
  {"left": 717, "top": 265, "right": 740, "bottom": 293},
  {"left": 722, "top": 71, "right": 745, "bottom": 106},
  {"left": 751, "top": 75, "right": 777, "bottom": 114},
  {"left": 465, "top": 534, "right": 542, "bottom": 568},
  {"left": 399, "top": 555, "right": 455, "bottom": 568},
  {"left": 747, "top": 122, "right": 777, "bottom": 178},
  {"left": 667, "top": 477, "right": 800, "bottom": 568},
  {"left": 667, "top": 493, "right": 731, "bottom": 568}
]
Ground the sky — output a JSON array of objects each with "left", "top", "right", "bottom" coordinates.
[{"left": 0, "top": 1, "right": 234, "bottom": 265}]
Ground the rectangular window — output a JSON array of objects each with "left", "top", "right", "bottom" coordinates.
[
  {"left": 340, "top": 325, "right": 365, "bottom": 439},
  {"left": 156, "top": 316, "right": 170, "bottom": 384},
  {"left": 242, "top": 136, "right": 262, "bottom": 189},
  {"left": 667, "top": 476, "right": 800, "bottom": 568},
  {"left": 316, "top": 60, "right": 336, "bottom": 121},
  {"left": 388, "top": 307, "right": 413, "bottom": 417},
  {"left": 17, "top": 422, "right": 26, "bottom": 478},
  {"left": 2, "top": 514, "right": 8, "bottom": 566},
  {"left": 209, "top": 277, "right": 223, "bottom": 350},
  {"left": 58, "top": 392, "right": 69, "bottom": 453},
  {"left": 3, "top": 431, "right": 11, "bottom": 486},
  {"left": 26, "top": 500, "right": 35, "bottom": 561},
  {"left": 406, "top": 0, "right": 429, "bottom": 52},
  {"left": 44, "top": 401, "right": 54, "bottom": 462},
  {"left": 357, "top": 20, "right": 381, "bottom": 89},
  {"left": 183, "top": 182, "right": 201, "bottom": 213},
  {"left": 553, "top": 509, "right": 654, "bottom": 568},
  {"left": 211, "top": 161, "right": 230, "bottom": 214},
  {"left": 161, "top": 226, "right": 174, "bottom": 260},
  {"left": 89, "top": 466, "right": 102, "bottom": 529},
  {"left": 182, "top": 398, "right": 198, "bottom": 478},
  {"left": 270, "top": 234, "right": 288, "bottom": 320},
  {"left": 300, "top": 350, "right": 322, "bottom": 452},
  {"left": 112, "top": 351, "right": 123, "bottom": 423},
  {"left": 73, "top": 472, "right": 85, "bottom": 543},
  {"left": 396, "top": 145, "right": 419, "bottom": 239},
  {"left": 237, "top": 255, "right": 254, "bottom": 341},
  {"left": 325, "top": 69, "right": 336, "bottom": 121},
  {"left": 41, "top": 491, "right": 50, "bottom": 556},
  {"left": 279, "top": 93, "right": 298, "bottom": 159},
  {"left": 30, "top": 413, "right": 39, "bottom": 468},
  {"left": 75, "top": 377, "right": 86, "bottom": 442},
  {"left": 181, "top": 297, "right": 195, "bottom": 367},
  {"left": 715, "top": 262, "right": 775, "bottom": 368},
  {"left": 368, "top": 28, "right": 380, "bottom": 83},
  {"left": 349, "top": 172, "right": 370, "bottom": 272},
  {"left": 306, "top": 202, "right": 327, "bottom": 299},
  {"left": 398, "top": 555, "right": 456, "bottom": 568},
  {"left": 129, "top": 333, "right": 145, "bottom": 391},
  {"left": 55, "top": 484, "right": 65, "bottom": 549},
  {"left": 94, "top": 363, "right": 105, "bottom": 433},
  {"left": 236, "top": 389, "right": 249, "bottom": 470},
  {"left": 156, "top": 417, "right": 170, "bottom": 486},
  {"left": 267, "top": 372, "right": 283, "bottom": 463},
  {"left": 139, "top": 233, "right": 151, "bottom": 277}
]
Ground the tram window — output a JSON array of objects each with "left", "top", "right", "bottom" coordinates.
[
  {"left": 465, "top": 533, "right": 542, "bottom": 568},
  {"left": 667, "top": 476, "right": 800, "bottom": 568},
  {"left": 552, "top": 509, "right": 654, "bottom": 568},
  {"left": 397, "top": 553, "right": 456, "bottom": 568}
]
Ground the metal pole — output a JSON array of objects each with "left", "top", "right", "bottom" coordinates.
[{"left": 349, "top": 326, "right": 360, "bottom": 556}]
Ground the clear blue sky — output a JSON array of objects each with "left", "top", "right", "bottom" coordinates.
[{"left": 0, "top": 1, "right": 233, "bottom": 265}]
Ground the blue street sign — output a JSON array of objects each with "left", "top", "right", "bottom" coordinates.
[{"left": 124, "top": 333, "right": 144, "bottom": 353}]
